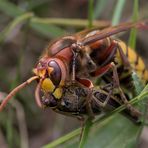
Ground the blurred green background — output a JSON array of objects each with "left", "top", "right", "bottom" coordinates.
[{"left": 0, "top": 0, "right": 148, "bottom": 148}]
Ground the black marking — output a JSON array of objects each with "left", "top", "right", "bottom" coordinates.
[
  {"left": 134, "top": 55, "right": 139, "bottom": 66},
  {"left": 142, "top": 68, "right": 146, "bottom": 79},
  {"left": 100, "top": 42, "right": 117, "bottom": 67},
  {"left": 126, "top": 44, "right": 129, "bottom": 57},
  {"left": 117, "top": 43, "right": 131, "bottom": 67}
]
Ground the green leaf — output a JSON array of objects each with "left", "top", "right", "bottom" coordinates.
[
  {"left": 44, "top": 84, "right": 148, "bottom": 148},
  {"left": 0, "top": 1, "right": 65, "bottom": 38},
  {"left": 0, "top": 12, "right": 34, "bottom": 43},
  {"left": 112, "top": 0, "right": 126, "bottom": 25},
  {"left": 30, "top": 21, "right": 65, "bottom": 38},
  {"left": 79, "top": 118, "right": 93, "bottom": 148},
  {"left": 24, "top": 0, "right": 51, "bottom": 11},
  {"left": 44, "top": 115, "right": 140, "bottom": 148},
  {"left": 128, "top": 0, "right": 139, "bottom": 49},
  {"left": 132, "top": 71, "right": 144, "bottom": 95},
  {"left": 31, "top": 17, "right": 110, "bottom": 28},
  {"left": 88, "top": 0, "right": 94, "bottom": 28},
  {"left": 0, "top": 0, "right": 24, "bottom": 17},
  {"left": 0, "top": 1, "right": 109, "bottom": 39},
  {"left": 43, "top": 128, "right": 80, "bottom": 148},
  {"left": 93, "top": 0, "right": 108, "bottom": 19}
]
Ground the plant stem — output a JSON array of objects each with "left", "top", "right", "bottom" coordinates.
[
  {"left": 32, "top": 17, "right": 109, "bottom": 28},
  {"left": 43, "top": 84, "right": 148, "bottom": 148},
  {"left": 128, "top": 0, "right": 139, "bottom": 49},
  {"left": 88, "top": 0, "right": 94, "bottom": 28},
  {"left": 79, "top": 118, "right": 92, "bottom": 148},
  {"left": 112, "top": 0, "right": 126, "bottom": 25},
  {"left": 43, "top": 128, "right": 80, "bottom": 148}
]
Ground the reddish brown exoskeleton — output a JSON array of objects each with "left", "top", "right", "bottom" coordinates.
[{"left": 0, "top": 21, "right": 147, "bottom": 114}]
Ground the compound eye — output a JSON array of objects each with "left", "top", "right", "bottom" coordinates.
[{"left": 48, "top": 60, "right": 61, "bottom": 86}]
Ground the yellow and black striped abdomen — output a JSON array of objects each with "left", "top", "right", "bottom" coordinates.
[{"left": 116, "top": 41, "right": 148, "bottom": 83}]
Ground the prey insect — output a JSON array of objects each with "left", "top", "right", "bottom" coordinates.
[
  {"left": 0, "top": 21, "right": 147, "bottom": 113},
  {"left": 43, "top": 82, "right": 142, "bottom": 124}
]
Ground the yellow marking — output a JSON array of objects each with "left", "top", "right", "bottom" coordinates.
[
  {"left": 33, "top": 68, "right": 46, "bottom": 78},
  {"left": 41, "top": 78, "right": 55, "bottom": 92},
  {"left": 53, "top": 87, "right": 63, "bottom": 99},
  {"left": 38, "top": 69, "right": 46, "bottom": 77},
  {"left": 59, "top": 80, "right": 65, "bottom": 86},
  {"left": 32, "top": 68, "right": 37, "bottom": 75},
  {"left": 135, "top": 55, "right": 139, "bottom": 65},
  {"left": 47, "top": 67, "right": 54, "bottom": 75},
  {"left": 116, "top": 41, "right": 148, "bottom": 82}
]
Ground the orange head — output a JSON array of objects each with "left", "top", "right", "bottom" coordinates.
[{"left": 33, "top": 56, "right": 68, "bottom": 108}]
